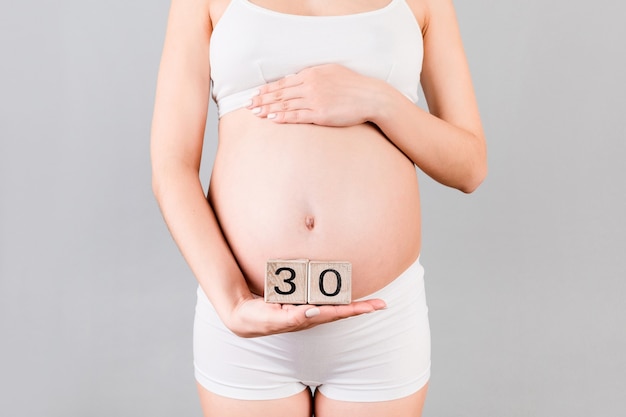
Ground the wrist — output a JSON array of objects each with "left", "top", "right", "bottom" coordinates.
[{"left": 365, "top": 78, "right": 396, "bottom": 125}]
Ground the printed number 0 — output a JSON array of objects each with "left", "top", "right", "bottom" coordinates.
[
  {"left": 274, "top": 267, "right": 297, "bottom": 295},
  {"left": 319, "top": 269, "right": 342, "bottom": 297}
]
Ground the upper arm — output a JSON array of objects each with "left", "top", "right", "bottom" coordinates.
[
  {"left": 151, "top": 0, "right": 212, "bottom": 174},
  {"left": 418, "top": 0, "right": 484, "bottom": 140}
]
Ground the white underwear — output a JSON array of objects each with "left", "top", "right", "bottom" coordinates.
[{"left": 193, "top": 257, "right": 431, "bottom": 402}]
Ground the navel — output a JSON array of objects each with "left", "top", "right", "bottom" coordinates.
[{"left": 305, "top": 215, "right": 315, "bottom": 231}]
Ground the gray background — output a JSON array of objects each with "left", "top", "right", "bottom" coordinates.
[{"left": 1, "top": 0, "right": 624, "bottom": 415}]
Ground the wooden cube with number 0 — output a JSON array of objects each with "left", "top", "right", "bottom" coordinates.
[
  {"left": 265, "top": 260, "right": 308, "bottom": 304},
  {"left": 307, "top": 261, "right": 351, "bottom": 305}
]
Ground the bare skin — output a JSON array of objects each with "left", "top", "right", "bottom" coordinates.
[
  {"left": 197, "top": 382, "right": 428, "bottom": 417},
  {"left": 151, "top": 0, "right": 485, "bottom": 415}
]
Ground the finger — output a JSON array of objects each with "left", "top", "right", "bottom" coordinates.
[
  {"left": 250, "top": 73, "right": 306, "bottom": 108},
  {"left": 307, "top": 298, "right": 387, "bottom": 323},
  {"left": 360, "top": 298, "right": 387, "bottom": 310},
  {"left": 331, "top": 300, "right": 386, "bottom": 318},
  {"left": 251, "top": 98, "right": 308, "bottom": 118},
  {"left": 267, "top": 109, "right": 316, "bottom": 124},
  {"left": 278, "top": 304, "right": 322, "bottom": 329},
  {"left": 260, "top": 73, "right": 302, "bottom": 94},
  {"left": 269, "top": 298, "right": 386, "bottom": 333},
  {"left": 251, "top": 86, "right": 304, "bottom": 108}
]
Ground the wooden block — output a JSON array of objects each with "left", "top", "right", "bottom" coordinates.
[
  {"left": 307, "top": 261, "right": 352, "bottom": 305},
  {"left": 265, "top": 259, "right": 308, "bottom": 304}
]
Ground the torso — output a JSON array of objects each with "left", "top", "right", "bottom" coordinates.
[{"left": 208, "top": 0, "right": 427, "bottom": 298}]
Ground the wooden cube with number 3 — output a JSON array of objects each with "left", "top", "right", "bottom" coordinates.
[
  {"left": 307, "top": 261, "right": 351, "bottom": 305},
  {"left": 265, "top": 260, "right": 308, "bottom": 304}
]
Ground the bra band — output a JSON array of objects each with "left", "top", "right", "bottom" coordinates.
[{"left": 210, "top": 0, "right": 423, "bottom": 118}]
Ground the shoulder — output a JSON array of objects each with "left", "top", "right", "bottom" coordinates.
[
  {"left": 404, "top": 0, "right": 456, "bottom": 35},
  {"left": 208, "top": 0, "right": 233, "bottom": 29},
  {"left": 167, "top": 0, "right": 231, "bottom": 31}
]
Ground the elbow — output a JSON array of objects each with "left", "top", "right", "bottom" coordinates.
[
  {"left": 459, "top": 134, "right": 487, "bottom": 193},
  {"left": 151, "top": 169, "right": 163, "bottom": 201},
  {"left": 459, "top": 164, "right": 487, "bottom": 194},
  {"left": 151, "top": 166, "right": 172, "bottom": 203},
  {"left": 459, "top": 148, "right": 488, "bottom": 194},
  {"left": 150, "top": 146, "right": 163, "bottom": 201},
  {"left": 150, "top": 160, "right": 202, "bottom": 202}
]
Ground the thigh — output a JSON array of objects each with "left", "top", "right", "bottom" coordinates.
[
  {"left": 197, "top": 382, "right": 313, "bottom": 417},
  {"left": 314, "top": 383, "right": 428, "bottom": 417}
]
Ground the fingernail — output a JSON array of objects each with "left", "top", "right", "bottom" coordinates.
[
  {"left": 252, "top": 89, "right": 260, "bottom": 96},
  {"left": 267, "top": 113, "right": 277, "bottom": 119},
  {"left": 251, "top": 107, "right": 261, "bottom": 115},
  {"left": 305, "top": 308, "right": 320, "bottom": 318},
  {"left": 244, "top": 99, "right": 252, "bottom": 107}
]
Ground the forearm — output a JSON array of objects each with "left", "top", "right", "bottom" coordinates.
[
  {"left": 370, "top": 81, "right": 487, "bottom": 193},
  {"left": 152, "top": 166, "right": 252, "bottom": 320}
]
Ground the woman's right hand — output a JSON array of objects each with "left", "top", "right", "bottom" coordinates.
[{"left": 223, "top": 296, "right": 387, "bottom": 338}]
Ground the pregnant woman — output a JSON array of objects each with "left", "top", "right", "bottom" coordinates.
[{"left": 151, "top": 0, "right": 486, "bottom": 415}]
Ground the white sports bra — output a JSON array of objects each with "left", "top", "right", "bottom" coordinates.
[{"left": 210, "top": 0, "right": 423, "bottom": 118}]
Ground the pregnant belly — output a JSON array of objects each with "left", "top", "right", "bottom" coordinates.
[{"left": 209, "top": 110, "right": 422, "bottom": 298}]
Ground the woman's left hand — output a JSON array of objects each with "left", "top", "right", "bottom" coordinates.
[{"left": 248, "top": 64, "right": 381, "bottom": 126}]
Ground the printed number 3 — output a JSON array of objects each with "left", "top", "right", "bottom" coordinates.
[{"left": 274, "top": 267, "right": 297, "bottom": 295}]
